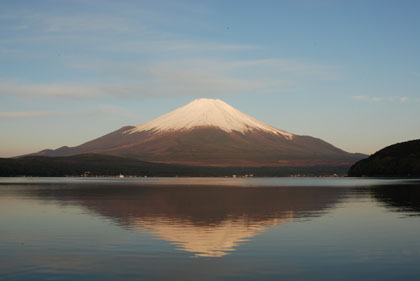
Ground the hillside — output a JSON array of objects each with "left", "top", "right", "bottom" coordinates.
[
  {"left": 0, "top": 154, "right": 350, "bottom": 177},
  {"left": 348, "top": 139, "right": 420, "bottom": 177}
]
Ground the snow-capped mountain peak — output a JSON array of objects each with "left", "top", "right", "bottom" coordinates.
[
  {"left": 127, "top": 98, "right": 293, "bottom": 138},
  {"left": 30, "top": 98, "right": 362, "bottom": 167}
]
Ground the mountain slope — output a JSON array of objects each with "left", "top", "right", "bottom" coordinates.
[
  {"left": 348, "top": 139, "right": 420, "bottom": 177},
  {"left": 0, "top": 154, "right": 352, "bottom": 177},
  {"left": 30, "top": 98, "right": 363, "bottom": 166}
]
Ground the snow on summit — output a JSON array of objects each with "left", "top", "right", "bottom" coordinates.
[{"left": 128, "top": 98, "right": 293, "bottom": 138}]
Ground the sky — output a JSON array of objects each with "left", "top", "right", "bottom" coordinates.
[{"left": 1, "top": 0, "right": 419, "bottom": 157}]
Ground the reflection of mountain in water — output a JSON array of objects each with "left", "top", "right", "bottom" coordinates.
[
  {"left": 133, "top": 216, "right": 292, "bottom": 257},
  {"left": 369, "top": 183, "right": 420, "bottom": 215},
  {"left": 29, "top": 184, "right": 345, "bottom": 257}
]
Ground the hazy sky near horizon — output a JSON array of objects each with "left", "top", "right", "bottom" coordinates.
[{"left": 1, "top": 0, "right": 419, "bottom": 157}]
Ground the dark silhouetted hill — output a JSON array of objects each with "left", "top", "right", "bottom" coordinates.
[{"left": 348, "top": 139, "right": 420, "bottom": 177}]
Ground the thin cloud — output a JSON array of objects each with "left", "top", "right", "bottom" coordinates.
[
  {"left": 70, "top": 57, "right": 336, "bottom": 94},
  {"left": 81, "top": 59, "right": 294, "bottom": 96},
  {"left": 0, "top": 105, "right": 137, "bottom": 120},
  {"left": 0, "top": 47, "right": 24, "bottom": 57},
  {"left": 0, "top": 110, "right": 57, "bottom": 119},
  {"left": 35, "top": 14, "right": 132, "bottom": 33},
  {"left": 352, "top": 95, "right": 416, "bottom": 103},
  {"left": 351, "top": 96, "right": 383, "bottom": 102},
  {"left": 143, "top": 67, "right": 267, "bottom": 96},
  {"left": 0, "top": 82, "right": 138, "bottom": 99},
  {"left": 102, "top": 40, "right": 259, "bottom": 53},
  {"left": 1, "top": 57, "right": 338, "bottom": 101},
  {"left": 89, "top": 104, "right": 134, "bottom": 116},
  {"left": 14, "top": 25, "right": 28, "bottom": 30},
  {"left": 0, "top": 76, "right": 269, "bottom": 101}
]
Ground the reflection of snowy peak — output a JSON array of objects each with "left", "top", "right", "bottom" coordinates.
[
  {"left": 128, "top": 98, "right": 293, "bottom": 138},
  {"left": 32, "top": 98, "right": 364, "bottom": 166},
  {"left": 134, "top": 216, "right": 291, "bottom": 257},
  {"left": 31, "top": 184, "right": 344, "bottom": 257}
]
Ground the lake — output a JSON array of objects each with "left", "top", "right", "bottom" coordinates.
[{"left": 1, "top": 177, "right": 420, "bottom": 281}]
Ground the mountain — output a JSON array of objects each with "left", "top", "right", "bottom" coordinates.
[
  {"left": 30, "top": 98, "right": 363, "bottom": 167},
  {"left": 348, "top": 139, "right": 420, "bottom": 177}
]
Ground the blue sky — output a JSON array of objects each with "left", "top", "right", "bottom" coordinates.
[{"left": 1, "top": 0, "right": 419, "bottom": 157}]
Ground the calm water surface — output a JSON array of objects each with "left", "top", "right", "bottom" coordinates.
[{"left": 1, "top": 177, "right": 420, "bottom": 281}]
